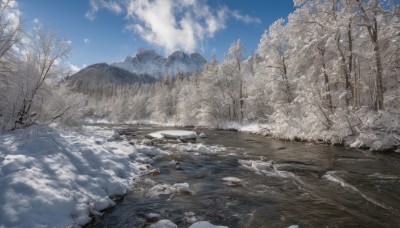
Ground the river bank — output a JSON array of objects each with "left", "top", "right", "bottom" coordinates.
[
  {"left": 0, "top": 125, "right": 162, "bottom": 227},
  {"left": 86, "top": 116, "right": 400, "bottom": 153},
  {"left": 85, "top": 125, "right": 400, "bottom": 227}
]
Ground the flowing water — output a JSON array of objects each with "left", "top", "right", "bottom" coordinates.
[{"left": 86, "top": 125, "right": 400, "bottom": 227}]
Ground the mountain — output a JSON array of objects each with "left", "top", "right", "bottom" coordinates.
[
  {"left": 65, "top": 63, "right": 155, "bottom": 93},
  {"left": 111, "top": 48, "right": 207, "bottom": 78}
]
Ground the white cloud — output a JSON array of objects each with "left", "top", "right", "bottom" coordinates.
[
  {"left": 86, "top": 0, "right": 122, "bottom": 20},
  {"left": 123, "top": 0, "right": 227, "bottom": 54},
  {"left": 231, "top": 10, "right": 261, "bottom": 24},
  {"left": 84, "top": 38, "right": 90, "bottom": 43},
  {"left": 33, "top": 18, "right": 40, "bottom": 24},
  {"left": 2, "top": 0, "right": 21, "bottom": 31},
  {"left": 68, "top": 64, "right": 81, "bottom": 73},
  {"left": 86, "top": 0, "right": 259, "bottom": 54}
]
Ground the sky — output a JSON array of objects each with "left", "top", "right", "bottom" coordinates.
[{"left": 19, "top": 0, "right": 295, "bottom": 70}]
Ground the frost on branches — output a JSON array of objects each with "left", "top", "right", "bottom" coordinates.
[{"left": 74, "top": 0, "right": 399, "bottom": 151}]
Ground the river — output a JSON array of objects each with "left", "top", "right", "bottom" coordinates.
[{"left": 86, "top": 125, "right": 400, "bottom": 227}]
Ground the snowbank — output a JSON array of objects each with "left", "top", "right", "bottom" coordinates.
[
  {"left": 218, "top": 110, "right": 400, "bottom": 152},
  {"left": 0, "top": 125, "right": 157, "bottom": 227}
]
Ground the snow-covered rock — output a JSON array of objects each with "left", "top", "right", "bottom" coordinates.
[
  {"left": 171, "top": 143, "right": 225, "bottom": 155},
  {"left": 147, "top": 213, "right": 161, "bottom": 223},
  {"left": 199, "top": 133, "right": 207, "bottom": 138},
  {"left": 147, "top": 182, "right": 192, "bottom": 197},
  {"left": 147, "top": 130, "right": 197, "bottom": 140},
  {"left": 148, "top": 219, "right": 177, "bottom": 228},
  {"left": 142, "top": 139, "right": 153, "bottom": 145},
  {"left": 222, "top": 177, "right": 242, "bottom": 185},
  {"left": 111, "top": 48, "right": 207, "bottom": 78},
  {"left": 107, "top": 132, "right": 123, "bottom": 141},
  {"left": 189, "top": 221, "right": 228, "bottom": 228}
]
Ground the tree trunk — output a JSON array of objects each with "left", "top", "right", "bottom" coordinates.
[
  {"left": 282, "top": 56, "right": 291, "bottom": 104},
  {"left": 348, "top": 21, "right": 354, "bottom": 103},
  {"left": 356, "top": 0, "right": 384, "bottom": 111},
  {"left": 239, "top": 79, "right": 244, "bottom": 122},
  {"left": 374, "top": 40, "right": 384, "bottom": 110},
  {"left": 319, "top": 46, "right": 333, "bottom": 112}
]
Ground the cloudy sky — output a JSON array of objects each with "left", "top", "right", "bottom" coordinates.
[{"left": 20, "top": 0, "right": 294, "bottom": 69}]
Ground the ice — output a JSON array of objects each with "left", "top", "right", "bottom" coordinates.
[
  {"left": 147, "top": 130, "right": 197, "bottom": 140},
  {"left": 189, "top": 221, "right": 228, "bottom": 228}
]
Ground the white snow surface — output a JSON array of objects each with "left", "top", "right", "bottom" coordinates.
[
  {"left": 219, "top": 114, "right": 400, "bottom": 151},
  {"left": 111, "top": 49, "right": 206, "bottom": 78},
  {"left": 222, "top": 177, "right": 242, "bottom": 184},
  {"left": 147, "top": 130, "right": 197, "bottom": 140},
  {"left": 189, "top": 221, "right": 228, "bottom": 228},
  {"left": 0, "top": 125, "right": 159, "bottom": 227},
  {"left": 148, "top": 219, "right": 177, "bottom": 228}
]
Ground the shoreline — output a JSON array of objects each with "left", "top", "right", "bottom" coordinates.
[{"left": 85, "top": 119, "right": 400, "bottom": 153}]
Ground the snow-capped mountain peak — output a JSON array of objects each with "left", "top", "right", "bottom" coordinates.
[{"left": 111, "top": 49, "right": 207, "bottom": 78}]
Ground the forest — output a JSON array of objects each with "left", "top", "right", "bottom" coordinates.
[{"left": 1, "top": 0, "right": 399, "bottom": 150}]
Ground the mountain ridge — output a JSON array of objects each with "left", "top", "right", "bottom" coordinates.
[
  {"left": 65, "top": 63, "right": 155, "bottom": 93},
  {"left": 111, "top": 49, "right": 207, "bottom": 78}
]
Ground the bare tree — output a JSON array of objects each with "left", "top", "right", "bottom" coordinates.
[
  {"left": 13, "top": 27, "right": 71, "bottom": 129},
  {"left": 354, "top": 0, "right": 386, "bottom": 110},
  {"left": 0, "top": 0, "right": 21, "bottom": 74}
]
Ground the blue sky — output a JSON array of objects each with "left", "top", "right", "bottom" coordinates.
[{"left": 20, "top": 0, "right": 295, "bottom": 69}]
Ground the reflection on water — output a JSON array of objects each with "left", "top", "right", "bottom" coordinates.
[{"left": 86, "top": 125, "right": 400, "bottom": 228}]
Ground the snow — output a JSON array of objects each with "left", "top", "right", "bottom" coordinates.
[
  {"left": 147, "top": 182, "right": 192, "bottom": 197},
  {"left": 239, "top": 159, "right": 294, "bottom": 178},
  {"left": 189, "top": 221, "right": 228, "bottom": 228},
  {"left": 147, "top": 130, "right": 197, "bottom": 140},
  {"left": 111, "top": 49, "right": 206, "bottom": 78},
  {"left": 142, "top": 139, "right": 153, "bottom": 145},
  {"left": 221, "top": 122, "right": 271, "bottom": 136},
  {"left": 148, "top": 219, "right": 177, "bottom": 228},
  {"left": 222, "top": 177, "right": 242, "bottom": 185},
  {"left": 219, "top": 115, "right": 400, "bottom": 152},
  {"left": 171, "top": 143, "right": 225, "bottom": 155},
  {"left": 148, "top": 213, "right": 161, "bottom": 219},
  {"left": 0, "top": 125, "right": 163, "bottom": 227}
]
